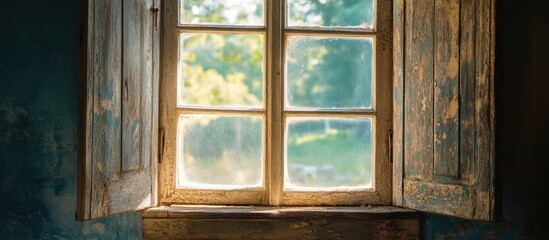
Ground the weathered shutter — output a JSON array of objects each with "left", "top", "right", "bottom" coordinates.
[
  {"left": 393, "top": 0, "right": 496, "bottom": 221},
  {"left": 77, "top": 0, "right": 160, "bottom": 220}
]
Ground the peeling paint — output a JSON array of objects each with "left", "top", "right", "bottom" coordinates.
[
  {"left": 446, "top": 98, "right": 459, "bottom": 121},
  {"left": 101, "top": 99, "right": 113, "bottom": 111}
]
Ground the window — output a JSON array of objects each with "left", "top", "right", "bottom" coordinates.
[
  {"left": 158, "top": 0, "right": 392, "bottom": 206},
  {"left": 78, "top": 0, "right": 496, "bottom": 222}
]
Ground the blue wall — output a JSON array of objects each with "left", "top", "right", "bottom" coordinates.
[
  {"left": 1, "top": 0, "right": 548, "bottom": 239},
  {"left": 0, "top": 0, "right": 141, "bottom": 239}
]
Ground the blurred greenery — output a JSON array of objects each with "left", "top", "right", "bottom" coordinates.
[
  {"left": 177, "top": 0, "right": 375, "bottom": 188},
  {"left": 179, "top": 116, "right": 263, "bottom": 187},
  {"left": 180, "top": 33, "right": 264, "bottom": 107},
  {"left": 286, "top": 119, "right": 372, "bottom": 188},
  {"left": 286, "top": 36, "right": 373, "bottom": 108},
  {"left": 288, "top": 0, "right": 374, "bottom": 27}
]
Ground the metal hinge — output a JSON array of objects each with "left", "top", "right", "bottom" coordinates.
[
  {"left": 158, "top": 129, "right": 165, "bottom": 164},
  {"left": 152, "top": 7, "right": 160, "bottom": 30}
]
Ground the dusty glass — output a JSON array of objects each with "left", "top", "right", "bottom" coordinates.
[
  {"left": 177, "top": 115, "right": 264, "bottom": 189},
  {"left": 180, "top": 0, "right": 265, "bottom": 25},
  {"left": 285, "top": 36, "right": 373, "bottom": 109},
  {"left": 179, "top": 33, "right": 264, "bottom": 108},
  {"left": 287, "top": 0, "right": 374, "bottom": 28},
  {"left": 285, "top": 117, "right": 373, "bottom": 190}
]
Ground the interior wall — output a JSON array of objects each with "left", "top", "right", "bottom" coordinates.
[
  {"left": 423, "top": 0, "right": 549, "bottom": 238},
  {"left": 0, "top": 0, "right": 548, "bottom": 239},
  {"left": 0, "top": 0, "right": 141, "bottom": 239}
]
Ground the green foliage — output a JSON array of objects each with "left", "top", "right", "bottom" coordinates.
[
  {"left": 286, "top": 37, "right": 373, "bottom": 108},
  {"left": 181, "top": 33, "right": 263, "bottom": 107},
  {"left": 178, "top": 0, "right": 375, "bottom": 187},
  {"left": 286, "top": 119, "right": 372, "bottom": 187},
  {"left": 288, "top": 0, "right": 374, "bottom": 27}
]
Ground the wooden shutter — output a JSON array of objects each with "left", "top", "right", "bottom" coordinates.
[
  {"left": 77, "top": 0, "right": 160, "bottom": 220},
  {"left": 393, "top": 0, "right": 496, "bottom": 221}
]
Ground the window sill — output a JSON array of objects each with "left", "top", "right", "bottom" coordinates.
[{"left": 142, "top": 205, "right": 420, "bottom": 239}]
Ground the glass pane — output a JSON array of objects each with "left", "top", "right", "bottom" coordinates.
[
  {"left": 286, "top": 36, "right": 373, "bottom": 109},
  {"left": 288, "top": 0, "right": 374, "bottom": 28},
  {"left": 179, "top": 33, "right": 264, "bottom": 108},
  {"left": 285, "top": 118, "right": 373, "bottom": 189},
  {"left": 180, "top": 0, "right": 264, "bottom": 25},
  {"left": 177, "top": 115, "right": 264, "bottom": 189}
]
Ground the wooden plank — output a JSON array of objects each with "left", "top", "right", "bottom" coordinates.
[
  {"left": 473, "top": 0, "right": 496, "bottom": 221},
  {"left": 122, "top": 0, "right": 154, "bottom": 172},
  {"left": 433, "top": 0, "right": 460, "bottom": 184},
  {"left": 143, "top": 206, "right": 418, "bottom": 220},
  {"left": 90, "top": 0, "right": 122, "bottom": 219},
  {"left": 392, "top": 0, "right": 405, "bottom": 206},
  {"left": 458, "top": 0, "right": 477, "bottom": 185},
  {"left": 372, "top": 0, "right": 394, "bottom": 206},
  {"left": 108, "top": 171, "right": 153, "bottom": 214},
  {"left": 158, "top": 0, "right": 179, "bottom": 203},
  {"left": 143, "top": 218, "right": 419, "bottom": 240},
  {"left": 139, "top": 0, "right": 155, "bottom": 171},
  {"left": 403, "top": 180, "right": 473, "bottom": 218},
  {"left": 267, "top": 0, "right": 284, "bottom": 206},
  {"left": 404, "top": 0, "right": 434, "bottom": 181}
]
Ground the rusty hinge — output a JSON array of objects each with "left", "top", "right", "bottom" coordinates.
[
  {"left": 152, "top": 7, "right": 160, "bottom": 30},
  {"left": 158, "top": 129, "right": 165, "bottom": 164}
]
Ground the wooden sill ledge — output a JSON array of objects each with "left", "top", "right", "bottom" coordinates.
[{"left": 142, "top": 205, "right": 420, "bottom": 239}]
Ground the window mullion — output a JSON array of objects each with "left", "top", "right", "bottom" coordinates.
[{"left": 267, "top": 0, "right": 284, "bottom": 206}]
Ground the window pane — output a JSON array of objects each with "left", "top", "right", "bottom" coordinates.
[
  {"left": 287, "top": 0, "right": 374, "bottom": 28},
  {"left": 285, "top": 118, "right": 373, "bottom": 190},
  {"left": 180, "top": 0, "right": 264, "bottom": 26},
  {"left": 286, "top": 36, "right": 373, "bottom": 109},
  {"left": 179, "top": 33, "right": 264, "bottom": 108},
  {"left": 177, "top": 115, "right": 264, "bottom": 189}
]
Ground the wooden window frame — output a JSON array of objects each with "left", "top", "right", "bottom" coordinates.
[{"left": 159, "top": 0, "right": 392, "bottom": 206}]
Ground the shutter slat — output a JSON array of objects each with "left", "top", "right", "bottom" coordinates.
[
  {"left": 433, "top": 0, "right": 460, "bottom": 184},
  {"left": 404, "top": 0, "right": 435, "bottom": 182},
  {"left": 90, "top": 0, "right": 123, "bottom": 219},
  {"left": 459, "top": 0, "right": 477, "bottom": 186}
]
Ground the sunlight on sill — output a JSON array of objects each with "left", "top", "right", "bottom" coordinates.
[{"left": 142, "top": 205, "right": 418, "bottom": 219}]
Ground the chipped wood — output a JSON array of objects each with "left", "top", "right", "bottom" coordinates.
[
  {"left": 459, "top": 0, "right": 478, "bottom": 185},
  {"left": 142, "top": 206, "right": 419, "bottom": 240},
  {"left": 394, "top": 0, "right": 496, "bottom": 221},
  {"left": 404, "top": 0, "right": 435, "bottom": 182},
  {"left": 143, "top": 218, "right": 419, "bottom": 240},
  {"left": 90, "top": 0, "right": 123, "bottom": 219},
  {"left": 392, "top": 0, "right": 405, "bottom": 207},
  {"left": 403, "top": 180, "right": 473, "bottom": 218},
  {"left": 473, "top": 0, "right": 495, "bottom": 221},
  {"left": 77, "top": 0, "right": 160, "bottom": 221},
  {"left": 434, "top": 0, "right": 460, "bottom": 184}
]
